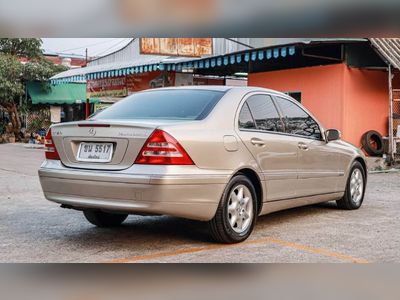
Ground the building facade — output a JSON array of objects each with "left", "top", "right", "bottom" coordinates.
[{"left": 248, "top": 62, "right": 389, "bottom": 148}]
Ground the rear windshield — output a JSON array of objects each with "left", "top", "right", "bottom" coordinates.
[{"left": 93, "top": 89, "right": 226, "bottom": 121}]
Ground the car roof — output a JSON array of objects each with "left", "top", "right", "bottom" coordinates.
[
  {"left": 146, "top": 85, "right": 231, "bottom": 92},
  {"left": 143, "top": 85, "right": 289, "bottom": 97}
]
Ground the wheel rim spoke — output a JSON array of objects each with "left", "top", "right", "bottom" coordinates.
[
  {"left": 229, "top": 214, "right": 237, "bottom": 228},
  {"left": 237, "top": 187, "right": 244, "bottom": 201},
  {"left": 243, "top": 197, "right": 250, "bottom": 208},
  {"left": 230, "top": 192, "right": 239, "bottom": 204},
  {"left": 236, "top": 215, "right": 243, "bottom": 230}
]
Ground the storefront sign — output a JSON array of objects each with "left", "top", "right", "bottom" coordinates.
[
  {"left": 87, "top": 72, "right": 177, "bottom": 99},
  {"left": 87, "top": 76, "right": 127, "bottom": 98},
  {"left": 140, "top": 38, "right": 213, "bottom": 57}
]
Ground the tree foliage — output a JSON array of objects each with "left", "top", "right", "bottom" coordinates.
[
  {"left": 0, "top": 38, "right": 68, "bottom": 139},
  {"left": 0, "top": 54, "right": 24, "bottom": 105},
  {"left": 23, "top": 56, "right": 68, "bottom": 82},
  {"left": 0, "top": 38, "right": 42, "bottom": 58}
]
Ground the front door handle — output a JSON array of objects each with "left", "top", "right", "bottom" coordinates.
[
  {"left": 250, "top": 138, "right": 265, "bottom": 147},
  {"left": 298, "top": 142, "right": 309, "bottom": 150}
]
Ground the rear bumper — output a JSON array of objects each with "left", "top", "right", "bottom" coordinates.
[{"left": 38, "top": 160, "right": 231, "bottom": 221}]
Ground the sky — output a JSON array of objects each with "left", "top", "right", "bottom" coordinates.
[{"left": 41, "top": 38, "right": 132, "bottom": 58}]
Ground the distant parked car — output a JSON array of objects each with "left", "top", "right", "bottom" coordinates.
[
  {"left": 38, "top": 86, "right": 367, "bottom": 243},
  {"left": 149, "top": 76, "right": 163, "bottom": 88},
  {"left": 149, "top": 73, "right": 173, "bottom": 88}
]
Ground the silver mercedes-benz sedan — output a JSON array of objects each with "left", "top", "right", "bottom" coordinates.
[{"left": 38, "top": 86, "right": 367, "bottom": 243}]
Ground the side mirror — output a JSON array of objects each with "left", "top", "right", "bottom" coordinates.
[{"left": 325, "top": 129, "right": 341, "bottom": 142}]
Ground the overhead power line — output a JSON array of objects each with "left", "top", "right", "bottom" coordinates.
[
  {"left": 93, "top": 38, "right": 133, "bottom": 57},
  {"left": 225, "top": 38, "right": 254, "bottom": 49},
  {"left": 59, "top": 38, "right": 123, "bottom": 53}
]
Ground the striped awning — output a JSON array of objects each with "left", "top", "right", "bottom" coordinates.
[
  {"left": 50, "top": 63, "right": 166, "bottom": 85},
  {"left": 173, "top": 46, "right": 296, "bottom": 71},
  {"left": 50, "top": 45, "right": 296, "bottom": 85}
]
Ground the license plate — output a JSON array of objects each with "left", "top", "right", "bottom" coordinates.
[{"left": 77, "top": 142, "right": 113, "bottom": 162}]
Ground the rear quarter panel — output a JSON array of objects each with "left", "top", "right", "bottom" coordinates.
[{"left": 159, "top": 121, "right": 260, "bottom": 172}]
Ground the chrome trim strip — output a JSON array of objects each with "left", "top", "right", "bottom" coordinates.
[
  {"left": 263, "top": 171, "right": 344, "bottom": 180},
  {"left": 262, "top": 171, "right": 297, "bottom": 180},
  {"left": 298, "top": 171, "right": 345, "bottom": 179}
]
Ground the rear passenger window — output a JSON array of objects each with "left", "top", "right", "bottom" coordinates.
[
  {"left": 238, "top": 103, "right": 256, "bottom": 129},
  {"left": 246, "top": 95, "right": 284, "bottom": 132},
  {"left": 275, "top": 97, "right": 322, "bottom": 140}
]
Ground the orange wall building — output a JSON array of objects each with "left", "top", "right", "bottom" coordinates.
[{"left": 249, "top": 63, "right": 389, "bottom": 148}]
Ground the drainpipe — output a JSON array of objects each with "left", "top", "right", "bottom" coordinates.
[{"left": 388, "top": 65, "right": 394, "bottom": 164}]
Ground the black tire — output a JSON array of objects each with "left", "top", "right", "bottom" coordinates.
[
  {"left": 361, "top": 130, "right": 383, "bottom": 156},
  {"left": 336, "top": 161, "right": 366, "bottom": 210},
  {"left": 208, "top": 174, "right": 258, "bottom": 244},
  {"left": 83, "top": 210, "right": 128, "bottom": 227}
]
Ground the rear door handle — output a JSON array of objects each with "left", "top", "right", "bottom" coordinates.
[
  {"left": 298, "top": 142, "right": 309, "bottom": 150},
  {"left": 250, "top": 138, "right": 265, "bottom": 147}
]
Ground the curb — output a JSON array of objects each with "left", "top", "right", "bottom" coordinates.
[{"left": 369, "top": 168, "right": 400, "bottom": 174}]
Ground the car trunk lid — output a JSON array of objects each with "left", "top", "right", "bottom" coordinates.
[{"left": 51, "top": 120, "right": 160, "bottom": 170}]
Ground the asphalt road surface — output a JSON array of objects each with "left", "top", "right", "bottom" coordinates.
[{"left": 1, "top": 143, "right": 399, "bottom": 263}]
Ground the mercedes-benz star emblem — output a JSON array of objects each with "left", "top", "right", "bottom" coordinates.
[{"left": 88, "top": 128, "right": 96, "bottom": 136}]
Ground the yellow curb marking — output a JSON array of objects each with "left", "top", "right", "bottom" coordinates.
[{"left": 106, "top": 237, "right": 369, "bottom": 263}]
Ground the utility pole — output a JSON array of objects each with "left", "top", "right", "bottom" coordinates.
[{"left": 85, "top": 48, "right": 88, "bottom": 66}]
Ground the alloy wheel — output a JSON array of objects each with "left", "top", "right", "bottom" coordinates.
[
  {"left": 227, "top": 184, "right": 253, "bottom": 233},
  {"left": 350, "top": 169, "right": 364, "bottom": 205}
]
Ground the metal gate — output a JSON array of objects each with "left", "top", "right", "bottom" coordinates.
[
  {"left": 370, "top": 39, "right": 400, "bottom": 164},
  {"left": 392, "top": 81, "right": 400, "bottom": 161}
]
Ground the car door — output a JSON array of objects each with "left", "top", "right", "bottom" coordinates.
[
  {"left": 236, "top": 93, "right": 299, "bottom": 201},
  {"left": 273, "top": 96, "right": 342, "bottom": 198}
]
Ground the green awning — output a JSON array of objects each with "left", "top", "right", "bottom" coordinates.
[{"left": 27, "top": 82, "right": 99, "bottom": 105}]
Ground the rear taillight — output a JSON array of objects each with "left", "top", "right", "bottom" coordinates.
[
  {"left": 44, "top": 128, "right": 60, "bottom": 160},
  {"left": 135, "top": 129, "right": 194, "bottom": 165}
]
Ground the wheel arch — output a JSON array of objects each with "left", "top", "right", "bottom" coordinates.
[
  {"left": 232, "top": 168, "right": 263, "bottom": 215},
  {"left": 354, "top": 156, "right": 368, "bottom": 174},
  {"left": 353, "top": 156, "right": 368, "bottom": 182}
]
